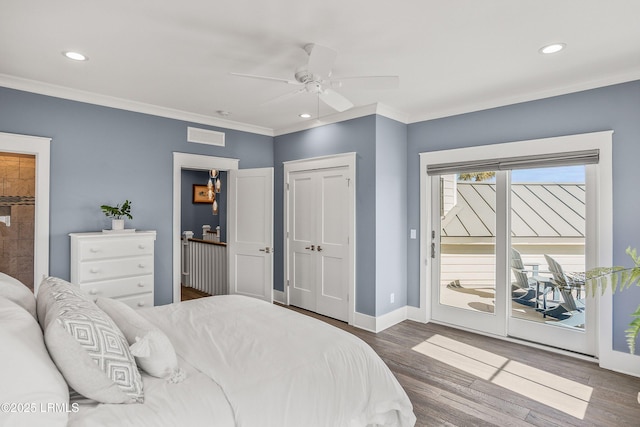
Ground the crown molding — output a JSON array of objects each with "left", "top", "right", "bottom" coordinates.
[
  {"left": 407, "top": 69, "right": 640, "bottom": 124},
  {"left": 0, "top": 74, "right": 274, "bottom": 137},
  {"left": 273, "top": 103, "right": 410, "bottom": 136}
]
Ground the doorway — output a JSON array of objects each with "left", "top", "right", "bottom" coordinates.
[
  {"left": 172, "top": 153, "right": 274, "bottom": 305},
  {"left": 0, "top": 132, "right": 50, "bottom": 292},
  {"left": 420, "top": 132, "right": 612, "bottom": 356}
]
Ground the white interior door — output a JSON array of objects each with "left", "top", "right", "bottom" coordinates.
[
  {"left": 289, "top": 171, "right": 317, "bottom": 312},
  {"left": 288, "top": 167, "right": 349, "bottom": 321},
  {"left": 315, "top": 169, "right": 349, "bottom": 321},
  {"left": 228, "top": 168, "right": 273, "bottom": 302}
]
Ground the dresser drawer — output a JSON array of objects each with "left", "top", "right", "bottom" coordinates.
[
  {"left": 116, "top": 293, "right": 154, "bottom": 310},
  {"left": 78, "top": 256, "right": 153, "bottom": 282},
  {"left": 80, "top": 276, "right": 154, "bottom": 300},
  {"left": 78, "top": 238, "right": 154, "bottom": 261}
]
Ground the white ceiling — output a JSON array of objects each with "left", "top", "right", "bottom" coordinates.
[{"left": 2, "top": 1, "right": 640, "bottom": 135}]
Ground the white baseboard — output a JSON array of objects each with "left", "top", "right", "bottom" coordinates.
[
  {"left": 353, "top": 306, "right": 408, "bottom": 333},
  {"left": 407, "top": 305, "right": 427, "bottom": 323},
  {"left": 599, "top": 347, "right": 640, "bottom": 377}
]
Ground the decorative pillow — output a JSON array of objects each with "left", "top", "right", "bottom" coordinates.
[
  {"left": 36, "top": 277, "right": 144, "bottom": 404},
  {"left": 96, "top": 297, "right": 185, "bottom": 383},
  {"left": 0, "top": 297, "right": 69, "bottom": 427},
  {"left": 0, "top": 272, "right": 36, "bottom": 319}
]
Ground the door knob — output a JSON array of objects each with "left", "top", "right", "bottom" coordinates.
[
  {"left": 305, "top": 245, "right": 315, "bottom": 251},
  {"left": 259, "top": 247, "right": 272, "bottom": 253},
  {"left": 317, "top": 245, "right": 323, "bottom": 252}
]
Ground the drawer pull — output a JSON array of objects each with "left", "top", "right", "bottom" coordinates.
[
  {"left": 138, "top": 264, "right": 145, "bottom": 268},
  {"left": 89, "top": 247, "right": 100, "bottom": 253},
  {"left": 137, "top": 282, "right": 145, "bottom": 288},
  {"left": 138, "top": 244, "right": 146, "bottom": 249},
  {"left": 90, "top": 268, "right": 100, "bottom": 274},
  {"left": 89, "top": 289, "right": 98, "bottom": 295},
  {"left": 137, "top": 301, "right": 146, "bottom": 307}
]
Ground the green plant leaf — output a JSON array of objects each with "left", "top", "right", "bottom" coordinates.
[{"left": 625, "top": 309, "right": 640, "bottom": 354}]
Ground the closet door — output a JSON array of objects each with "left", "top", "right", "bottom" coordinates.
[
  {"left": 288, "top": 167, "right": 349, "bottom": 321},
  {"left": 289, "top": 171, "right": 317, "bottom": 312}
]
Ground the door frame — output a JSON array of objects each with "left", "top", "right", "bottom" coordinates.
[
  {"left": 283, "top": 152, "right": 356, "bottom": 325},
  {"left": 419, "top": 131, "right": 615, "bottom": 362},
  {"left": 172, "top": 152, "right": 239, "bottom": 303},
  {"left": 0, "top": 132, "right": 51, "bottom": 292}
]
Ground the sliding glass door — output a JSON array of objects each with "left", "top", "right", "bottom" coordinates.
[
  {"left": 507, "top": 165, "right": 596, "bottom": 355},
  {"left": 422, "top": 133, "right": 610, "bottom": 356},
  {"left": 430, "top": 170, "right": 507, "bottom": 336}
]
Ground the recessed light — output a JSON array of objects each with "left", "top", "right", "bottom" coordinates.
[
  {"left": 539, "top": 43, "right": 566, "bottom": 54},
  {"left": 63, "top": 51, "right": 88, "bottom": 61},
  {"left": 299, "top": 113, "right": 312, "bottom": 119}
]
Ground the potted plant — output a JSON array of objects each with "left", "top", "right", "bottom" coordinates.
[
  {"left": 100, "top": 200, "right": 133, "bottom": 230},
  {"left": 586, "top": 246, "right": 640, "bottom": 353}
]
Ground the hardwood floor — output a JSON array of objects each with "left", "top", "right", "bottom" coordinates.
[
  {"left": 187, "top": 292, "right": 640, "bottom": 426},
  {"left": 282, "top": 304, "right": 640, "bottom": 427},
  {"left": 180, "top": 285, "right": 211, "bottom": 301}
]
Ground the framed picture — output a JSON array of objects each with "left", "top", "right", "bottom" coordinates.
[{"left": 193, "top": 184, "right": 214, "bottom": 204}]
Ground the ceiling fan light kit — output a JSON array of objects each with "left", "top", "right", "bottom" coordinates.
[{"left": 231, "top": 43, "right": 399, "bottom": 114}]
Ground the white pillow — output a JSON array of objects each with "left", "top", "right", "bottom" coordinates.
[
  {"left": 96, "top": 297, "right": 184, "bottom": 382},
  {"left": 0, "top": 297, "right": 69, "bottom": 427},
  {"left": 0, "top": 272, "right": 36, "bottom": 319},
  {"left": 37, "top": 277, "right": 144, "bottom": 404}
]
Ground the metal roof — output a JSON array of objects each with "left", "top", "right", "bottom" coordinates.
[{"left": 442, "top": 183, "right": 585, "bottom": 238}]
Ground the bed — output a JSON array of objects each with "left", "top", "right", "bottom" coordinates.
[{"left": 1, "top": 274, "right": 416, "bottom": 427}]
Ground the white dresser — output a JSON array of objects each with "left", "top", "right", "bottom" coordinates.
[{"left": 69, "top": 231, "right": 156, "bottom": 309}]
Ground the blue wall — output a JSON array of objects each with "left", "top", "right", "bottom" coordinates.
[
  {"left": 274, "top": 117, "right": 377, "bottom": 315},
  {"left": 407, "top": 80, "right": 640, "bottom": 351},
  {"left": 0, "top": 87, "right": 273, "bottom": 305},
  {"left": 375, "top": 116, "right": 408, "bottom": 314},
  {"left": 181, "top": 169, "right": 227, "bottom": 242}
]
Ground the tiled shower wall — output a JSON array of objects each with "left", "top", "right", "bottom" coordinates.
[{"left": 0, "top": 153, "right": 35, "bottom": 291}]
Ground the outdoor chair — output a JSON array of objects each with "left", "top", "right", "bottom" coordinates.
[
  {"left": 542, "top": 254, "right": 586, "bottom": 328},
  {"left": 511, "top": 248, "right": 552, "bottom": 309}
]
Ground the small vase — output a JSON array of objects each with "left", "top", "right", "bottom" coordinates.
[{"left": 111, "top": 219, "right": 125, "bottom": 230}]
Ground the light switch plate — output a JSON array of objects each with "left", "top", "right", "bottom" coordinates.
[{"left": 410, "top": 229, "right": 417, "bottom": 239}]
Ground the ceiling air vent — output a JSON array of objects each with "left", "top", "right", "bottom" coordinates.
[{"left": 187, "top": 127, "right": 225, "bottom": 147}]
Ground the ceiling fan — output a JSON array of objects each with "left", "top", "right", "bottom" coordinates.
[{"left": 231, "top": 43, "right": 399, "bottom": 113}]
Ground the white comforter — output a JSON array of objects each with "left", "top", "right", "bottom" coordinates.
[{"left": 71, "top": 296, "right": 416, "bottom": 427}]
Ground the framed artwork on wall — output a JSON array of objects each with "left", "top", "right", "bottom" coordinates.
[{"left": 193, "top": 184, "right": 214, "bottom": 204}]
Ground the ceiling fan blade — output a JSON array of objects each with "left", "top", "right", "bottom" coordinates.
[
  {"left": 261, "top": 88, "right": 306, "bottom": 106},
  {"left": 305, "top": 44, "right": 337, "bottom": 78},
  {"left": 230, "top": 72, "right": 300, "bottom": 85},
  {"left": 319, "top": 88, "right": 354, "bottom": 112},
  {"left": 331, "top": 76, "right": 400, "bottom": 91}
]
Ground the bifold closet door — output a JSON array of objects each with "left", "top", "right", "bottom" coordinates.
[{"left": 289, "top": 167, "right": 349, "bottom": 321}]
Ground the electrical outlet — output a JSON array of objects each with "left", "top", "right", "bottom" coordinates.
[{"left": 390, "top": 293, "right": 395, "bottom": 303}]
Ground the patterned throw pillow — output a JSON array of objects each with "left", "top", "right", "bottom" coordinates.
[{"left": 37, "top": 277, "right": 144, "bottom": 404}]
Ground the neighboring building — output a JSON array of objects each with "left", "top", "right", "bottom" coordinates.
[{"left": 440, "top": 180, "right": 585, "bottom": 287}]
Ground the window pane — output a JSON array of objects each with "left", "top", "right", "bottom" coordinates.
[
  {"left": 510, "top": 166, "right": 586, "bottom": 329},
  {"left": 439, "top": 172, "right": 496, "bottom": 314}
]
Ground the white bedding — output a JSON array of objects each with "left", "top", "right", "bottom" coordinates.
[
  {"left": 69, "top": 295, "right": 416, "bottom": 427},
  {"left": 68, "top": 355, "right": 235, "bottom": 427}
]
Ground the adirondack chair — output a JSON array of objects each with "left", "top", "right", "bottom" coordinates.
[
  {"left": 511, "top": 248, "right": 551, "bottom": 308},
  {"left": 543, "top": 254, "right": 586, "bottom": 328}
]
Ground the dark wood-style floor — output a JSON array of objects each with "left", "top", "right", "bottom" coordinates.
[
  {"left": 181, "top": 285, "right": 211, "bottom": 301},
  {"left": 287, "top": 306, "right": 640, "bottom": 427},
  {"left": 184, "top": 289, "right": 640, "bottom": 426}
]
